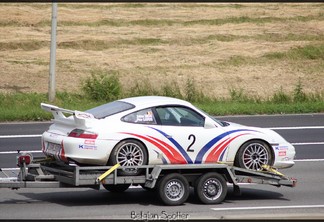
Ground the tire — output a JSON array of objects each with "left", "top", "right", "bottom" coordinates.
[
  {"left": 235, "top": 140, "right": 273, "bottom": 171},
  {"left": 194, "top": 172, "right": 227, "bottom": 204},
  {"left": 156, "top": 173, "right": 189, "bottom": 206},
  {"left": 109, "top": 139, "right": 148, "bottom": 176},
  {"left": 103, "top": 184, "right": 130, "bottom": 193}
]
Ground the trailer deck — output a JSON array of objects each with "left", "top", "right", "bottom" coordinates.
[{"left": 0, "top": 153, "right": 296, "bottom": 205}]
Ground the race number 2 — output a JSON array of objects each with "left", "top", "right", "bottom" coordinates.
[{"left": 187, "top": 134, "right": 196, "bottom": 152}]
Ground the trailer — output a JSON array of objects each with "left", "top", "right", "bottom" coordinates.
[{"left": 0, "top": 152, "right": 296, "bottom": 206}]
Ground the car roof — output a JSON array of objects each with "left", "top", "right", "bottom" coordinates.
[{"left": 118, "top": 96, "right": 192, "bottom": 108}]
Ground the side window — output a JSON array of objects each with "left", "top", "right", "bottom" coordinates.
[
  {"left": 175, "top": 107, "right": 205, "bottom": 127},
  {"left": 156, "top": 106, "right": 204, "bottom": 127},
  {"left": 156, "top": 107, "right": 180, "bottom": 126},
  {"left": 122, "top": 108, "right": 157, "bottom": 125}
]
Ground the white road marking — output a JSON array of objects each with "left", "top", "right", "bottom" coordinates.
[
  {"left": 0, "top": 150, "right": 42, "bottom": 154},
  {"left": 291, "top": 142, "right": 324, "bottom": 146},
  {"left": 294, "top": 159, "right": 324, "bottom": 162},
  {"left": 211, "top": 205, "right": 324, "bottom": 211},
  {"left": 0, "top": 135, "right": 42, "bottom": 139},
  {"left": 268, "top": 126, "right": 324, "bottom": 130},
  {"left": 0, "top": 168, "right": 20, "bottom": 171}
]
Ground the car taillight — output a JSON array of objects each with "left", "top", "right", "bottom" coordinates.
[{"left": 68, "top": 129, "right": 98, "bottom": 139}]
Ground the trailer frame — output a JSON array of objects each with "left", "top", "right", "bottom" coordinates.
[{"left": 0, "top": 154, "right": 296, "bottom": 205}]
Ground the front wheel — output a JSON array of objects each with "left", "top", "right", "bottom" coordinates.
[
  {"left": 235, "top": 140, "right": 273, "bottom": 171},
  {"left": 109, "top": 139, "right": 148, "bottom": 176}
]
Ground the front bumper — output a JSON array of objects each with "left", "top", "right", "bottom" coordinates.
[{"left": 272, "top": 143, "right": 296, "bottom": 169}]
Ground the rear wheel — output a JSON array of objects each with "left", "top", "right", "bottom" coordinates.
[
  {"left": 109, "top": 139, "right": 148, "bottom": 176},
  {"left": 235, "top": 140, "right": 273, "bottom": 171},
  {"left": 103, "top": 184, "right": 130, "bottom": 193},
  {"left": 156, "top": 173, "right": 189, "bottom": 206},
  {"left": 194, "top": 172, "right": 227, "bottom": 204}
]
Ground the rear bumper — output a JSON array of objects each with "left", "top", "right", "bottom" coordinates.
[{"left": 42, "top": 131, "right": 117, "bottom": 166}]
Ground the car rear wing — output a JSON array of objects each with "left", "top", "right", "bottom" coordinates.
[{"left": 41, "top": 103, "right": 95, "bottom": 128}]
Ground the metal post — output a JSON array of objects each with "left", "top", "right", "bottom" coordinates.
[{"left": 49, "top": 2, "right": 57, "bottom": 102}]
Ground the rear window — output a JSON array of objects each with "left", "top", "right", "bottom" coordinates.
[{"left": 86, "top": 101, "right": 135, "bottom": 119}]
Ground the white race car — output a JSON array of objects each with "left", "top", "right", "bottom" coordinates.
[{"left": 41, "top": 96, "right": 295, "bottom": 176}]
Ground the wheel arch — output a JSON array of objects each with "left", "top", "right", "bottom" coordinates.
[
  {"left": 233, "top": 138, "right": 275, "bottom": 167},
  {"left": 118, "top": 137, "right": 148, "bottom": 151},
  {"left": 226, "top": 137, "right": 275, "bottom": 165},
  {"left": 107, "top": 137, "right": 149, "bottom": 164}
]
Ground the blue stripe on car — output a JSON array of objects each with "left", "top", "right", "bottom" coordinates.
[
  {"left": 149, "top": 127, "right": 258, "bottom": 164},
  {"left": 194, "top": 129, "right": 257, "bottom": 163},
  {"left": 153, "top": 150, "right": 168, "bottom": 164},
  {"left": 149, "top": 127, "right": 193, "bottom": 164},
  {"left": 219, "top": 147, "right": 227, "bottom": 161}
]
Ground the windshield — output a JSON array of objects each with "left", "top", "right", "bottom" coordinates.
[
  {"left": 195, "top": 107, "right": 226, "bottom": 127},
  {"left": 86, "top": 101, "right": 135, "bottom": 119}
]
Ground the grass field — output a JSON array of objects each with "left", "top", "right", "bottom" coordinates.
[
  {"left": 0, "top": 3, "right": 323, "bottom": 121},
  {"left": 0, "top": 3, "right": 323, "bottom": 99}
]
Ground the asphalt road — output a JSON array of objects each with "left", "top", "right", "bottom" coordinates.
[{"left": 0, "top": 114, "right": 324, "bottom": 219}]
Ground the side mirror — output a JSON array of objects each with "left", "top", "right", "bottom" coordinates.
[{"left": 204, "top": 118, "right": 216, "bottom": 129}]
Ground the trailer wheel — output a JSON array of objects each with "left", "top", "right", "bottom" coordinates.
[
  {"left": 103, "top": 184, "right": 130, "bottom": 193},
  {"left": 194, "top": 172, "right": 227, "bottom": 204},
  {"left": 156, "top": 173, "right": 189, "bottom": 206}
]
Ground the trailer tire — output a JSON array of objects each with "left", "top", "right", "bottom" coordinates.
[
  {"left": 156, "top": 173, "right": 189, "bottom": 206},
  {"left": 194, "top": 172, "right": 227, "bottom": 204},
  {"left": 103, "top": 184, "right": 130, "bottom": 193}
]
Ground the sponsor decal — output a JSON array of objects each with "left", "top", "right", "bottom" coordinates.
[
  {"left": 278, "top": 151, "right": 287, "bottom": 156},
  {"left": 136, "top": 111, "right": 154, "bottom": 122},
  {"left": 79, "top": 144, "right": 97, "bottom": 150},
  {"left": 275, "top": 145, "right": 289, "bottom": 150},
  {"left": 78, "top": 139, "right": 97, "bottom": 150},
  {"left": 85, "top": 139, "right": 96, "bottom": 145},
  {"left": 76, "top": 112, "right": 92, "bottom": 119}
]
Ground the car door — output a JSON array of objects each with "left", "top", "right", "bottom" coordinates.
[{"left": 154, "top": 106, "right": 227, "bottom": 164}]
